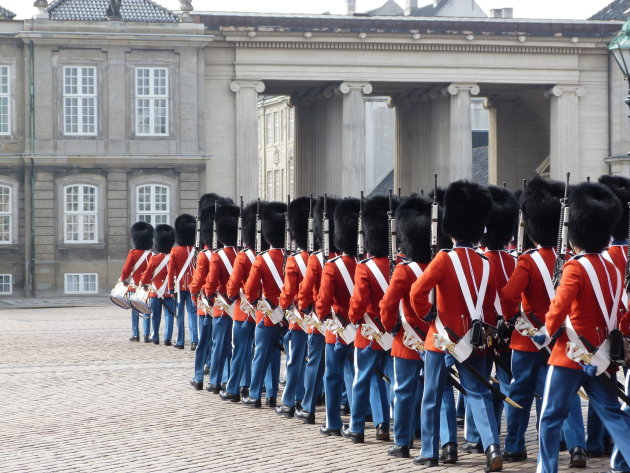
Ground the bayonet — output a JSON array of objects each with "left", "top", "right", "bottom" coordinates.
[
  {"left": 516, "top": 179, "right": 527, "bottom": 256},
  {"left": 255, "top": 198, "right": 262, "bottom": 254},
  {"left": 553, "top": 172, "right": 570, "bottom": 287},
  {"left": 211, "top": 200, "right": 219, "bottom": 251},
  {"left": 430, "top": 174, "right": 439, "bottom": 258},
  {"left": 237, "top": 196, "right": 243, "bottom": 249},
  {"left": 322, "top": 193, "right": 330, "bottom": 259},
  {"left": 388, "top": 188, "right": 397, "bottom": 272},
  {"left": 307, "top": 194, "right": 314, "bottom": 253},
  {"left": 357, "top": 191, "right": 365, "bottom": 257}
]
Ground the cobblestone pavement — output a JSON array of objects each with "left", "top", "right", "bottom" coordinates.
[{"left": 0, "top": 305, "right": 611, "bottom": 472}]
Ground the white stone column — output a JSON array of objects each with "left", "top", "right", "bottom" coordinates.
[
  {"left": 339, "top": 82, "right": 372, "bottom": 196},
  {"left": 546, "top": 85, "right": 585, "bottom": 181},
  {"left": 391, "top": 90, "right": 425, "bottom": 195},
  {"left": 445, "top": 83, "right": 479, "bottom": 182},
  {"left": 230, "top": 80, "right": 265, "bottom": 201}
]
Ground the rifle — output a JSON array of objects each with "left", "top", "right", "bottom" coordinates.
[
  {"left": 237, "top": 196, "right": 243, "bottom": 249},
  {"left": 387, "top": 188, "right": 397, "bottom": 273},
  {"left": 322, "top": 193, "right": 330, "bottom": 259},
  {"left": 194, "top": 213, "right": 201, "bottom": 250},
  {"left": 284, "top": 194, "right": 292, "bottom": 252},
  {"left": 357, "top": 191, "right": 365, "bottom": 257},
  {"left": 255, "top": 198, "right": 262, "bottom": 254},
  {"left": 307, "top": 194, "right": 314, "bottom": 253},
  {"left": 552, "top": 172, "right": 570, "bottom": 288},
  {"left": 430, "top": 174, "right": 439, "bottom": 259},
  {"left": 516, "top": 179, "right": 527, "bottom": 256},
  {"left": 211, "top": 200, "right": 218, "bottom": 251}
]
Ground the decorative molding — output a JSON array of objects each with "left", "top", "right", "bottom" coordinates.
[
  {"left": 445, "top": 83, "right": 480, "bottom": 96},
  {"left": 230, "top": 80, "right": 265, "bottom": 94},
  {"left": 339, "top": 81, "right": 372, "bottom": 95},
  {"left": 544, "top": 84, "right": 586, "bottom": 98}
]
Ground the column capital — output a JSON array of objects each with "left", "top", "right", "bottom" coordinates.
[
  {"left": 230, "top": 80, "right": 265, "bottom": 94},
  {"left": 445, "top": 83, "right": 480, "bottom": 97},
  {"left": 339, "top": 81, "right": 372, "bottom": 95},
  {"left": 544, "top": 84, "right": 585, "bottom": 98}
]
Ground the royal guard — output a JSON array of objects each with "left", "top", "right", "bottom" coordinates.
[
  {"left": 120, "top": 221, "right": 154, "bottom": 342},
  {"left": 410, "top": 180, "right": 502, "bottom": 471},
  {"left": 316, "top": 197, "right": 360, "bottom": 436},
  {"left": 221, "top": 201, "right": 268, "bottom": 402},
  {"left": 537, "top": 182, "right": 629, "bottom": 473},
  {"left": 500, "top": 177, "right": 585, "bottom": 465},
  {"left": 296, "top": 196, "right": 339, "bottom": 424},
  {"left": 138, "top": 224, "right": 176, "bottom": 345},
  {"left": 242, "top": 201, "right": 287, "bottom": 408},
  {"left": 276, "top": 197, "right": 310, "bottom": 418},
  {"left": 599, "top": 175, "right": 630, "bottom": 276},
  {"left": 167, "top": 214, "right": 197, "bottom": 350},
  {"left": 342, "top": 195, "right": 396, "bottom": 443},
  {"left": 463, "top": 186, "right": 518, "bottom": 452},
  {"left": 203, "top": 202, "right": 240, "bottom": 393}
]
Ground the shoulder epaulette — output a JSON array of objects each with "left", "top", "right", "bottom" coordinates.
[
  {"left": 572, "top": 253, "right": 585, "bottom": 260},
  {"left": 442, "top": 248, "right": 452, "bottom": 253},
  {"left": 329, "top": 255, "right": 342, "bottom": 263},
  {"left": 524, "top": 248, "right": 537, "bottom": 255},
  {"left": 259, "top": 250, "right": 269, "bottom": 255},
  {"left": 359, "top": 256, "right": 374, "bottom": 264}
]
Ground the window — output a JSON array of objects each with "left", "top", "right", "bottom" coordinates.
[
  {"left": 288, "top": 157, "right": 295, "bottom": 197},
  {"left": 280, "top": 169, "right": 285, "bottom": 198},
  {"left": 136, "top": 184, "right": 169, "bottom": 225},
  {"left": 64, "top": 184, "right": 97, "bottom": 243},
  {"left": 280, "top": 109, "right": 285, "bottom": 143},
  {"left": 135, "top": 67, "right": 168, "bottom": 136},
  {"left": 0, "top": 274, "right": 11, "bottom": 294},
  {"left": 274, "top": 169, "right": 280, "bottom": 200},
  {"left": 0, "top": 66, "right": 10, "bottom": 135},
  {"left": 64, "top": 273, "right": 98, "bottom": 294},
  {"left": 0, "top": 184, "right": 12, "bottom": 244},
  {"left": 273, "top": 111, "right": 279, "bottom": 144},
  {"left": 288, "top": 108, "right": 294, "bottom": 141},
  {"left": 63, "top": 66, "right": 97, "bottom": 135},
  {"left": 257, "top": 116, "right": 262, "bottom": 149},
  {"left": 266, "top": 171, "right": 273, "bottom": 199},
  {"left": 266, "top": 113, "right": 272, "bottom": 146}
]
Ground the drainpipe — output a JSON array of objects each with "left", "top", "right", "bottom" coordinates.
[{"left": 28, "top": 40, "right": 35, "bottom": 297}]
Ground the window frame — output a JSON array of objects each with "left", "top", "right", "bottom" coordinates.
[
  {"left": 62, "top": 65, "right": 97, "bottom": 136},
  {"left": 0, "top": 65, "right": 11, "bottom": 136},
  {"left": 135, "top": 67, "right": 169, "bottom": 137},
  {"left": 0, "top": 273, "right": 12, "bottom": 294},
  {"left": 0, "top": 177, "right": 17, "bottom": 246},
  {"left": 136, "top": 183, "right": 170, "bottom": 226},
  {"left": 130, "top": 175, "right": 176, "bottom": 228},
  {"left": 63, "top": 184, "right": 98, "bottom": 244},
  {"left": 64, "top": 273, "right": 98, "bottom": 295}
]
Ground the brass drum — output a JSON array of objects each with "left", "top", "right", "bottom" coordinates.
[
  {"left": 130, "top": 286, "right": 152, "bottom": 315},
  {"left": 110, "top": 281, "right": 132, "bottom": 310}
]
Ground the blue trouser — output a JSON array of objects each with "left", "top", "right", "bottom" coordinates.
[
  {"left": 456, "top": 388, "right": 465, "bottom": 418},
  {"left": 611, "top": 372, "right": 630, "bottom": 471},
  {"left": 281, "top": 330, "right": 308, "bottom": 407},
  {"left": 130, "top": 307, "right": 150, "bottom": 338},
  {"left": 209, "top": 316, "right": 232, "bottom": 387},
  {"left": 225, "top": 320, "right": 254, "bottom": 394},
  {"left": 249, "top": 324, "right": 281, "bottom": 400},
  {"left": 505, "top": 350, "right": 585, "bottom": 454},
  {"left": 163, "top": 302, "right": 175, "bottom": 342},
  {"left": 149, "top": 297, "right": 176, "bottom": 342},
  {"left": 175, "top": 291, "right": 195, "bottom": 346},
  {"left": 301, "top": 332, "right": 326, "bottom": 413},
  {"left": 393, "top": 356, "right": 421, "bottom": 447},
  {"left": 417, "top": 360, "right": 459, "bottom": 445},
  {"left": 192, "top": 315, "right": 213, "bottom": 383},
  {"left": 324, "top": 342, "right": 355, "bottom": 430},
  {"left": 538, "top": 365, "right": 630, "bottom": 473},
  {"left": 350, "top": 347, "right": 390, "bottom": 434},
  {"left": 422, "top": 351, "right": 499, "bottom": 459},
  {"left": 587, "top": 404, "right": 608, "bottom": 453}
]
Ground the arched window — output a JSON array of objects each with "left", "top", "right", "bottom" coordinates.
[
  {"left": 136, "top": 183, "right": 170, "bottom": 225},
  {"left": 64, "top": 184, "right": 98, "bottom": 243}
]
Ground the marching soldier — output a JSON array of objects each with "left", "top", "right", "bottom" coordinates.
[
  {"left": 204, "top": 203, "right": 240, "bottom": 393},
  {"left": 221, "top": 201, "right": 267, "bottom": 402},
  {"left": 410, "top": 180, "right": 502, "bottom": 471},
  {"left": 276, "top": 197, "right": 310, "bottom": 418},
  {"left": 537, "top": 181, "right": 630, "bottom": 473},
  {"left": 599, "top": 175, "right": 630, "bottom": 276},
  {"left": 138, "top": 224, "right": 176, "bottom": 345},
  {"left": 242, "top": 201, "right": 287, "bottom": 408},
  {"left": 342, "top": 195, "right": 396, "bottom": 443},
  {"left": 120, "top": 221, "right": 154, "bottom": 342},
  {"left": 500, "top": 177, "right": 585, "bottom": 465},
  {"left": 316, "top": 197, "right": 360, "bottom": 435}
]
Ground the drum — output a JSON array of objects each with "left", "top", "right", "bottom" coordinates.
[
  {"left": 110, "top": 281, "right": 131, "bottom": 310},
  {"left": 130, "top": 286, "right": 152, "bottom": 315}
]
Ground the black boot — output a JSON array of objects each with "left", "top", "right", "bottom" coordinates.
[
  {"left": 387, "top": 445, "right": 410, "bottom": 458},
  {"left": 413, "top": 456, "right": 438, "bottom": 466},
  {"left": 375, "top": 423, "right": 390, "bottom": 441},
  {"left": 340, "top": 425, "right": 364, "bottom": 444},
  {"left": 143, "top": 335, "right": 150, "bottom": 343},
  {"left": 219, "top": 390, "right": 240, "bottom": 402},
  {"left": 265, "top": 397, "right": 277, "bottom": 408},
  {"left": 461, "top": 440, "right": 484, "bottom": 453},
  {"left": 129, "top": 336, "right": 140, "bottom": 342},
  {"left": 484, "top": 444, "right": 503, "bottom": 472},
  {"left": 440, "top": 442, "right": 458, "bottom": 464},
  {"left": 569, "top": 446, "right": 587, "bottom": 468},
  {"left": 242, "top": 396, "right": 261, "bottom": 408},
  {"left": 275, "top": 405, "right": 295, "bottom": 418},
  {"left": 319, "top": 426, "right": 341, "bottom": 436},
  {"left": 295, "top": 408, "right": 315, "bottom": 424},
  {"left": 503, "top": 450, "right": 527, "bottom": 462},
  {"left": 189, "top": 378, "right": 203, "bottom": 391}
]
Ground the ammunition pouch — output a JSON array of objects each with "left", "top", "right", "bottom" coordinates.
[
  {"left": 609, "top": 329, "right": 629, "bottom": 366},
  {"left": 470, "top": 320, "right": 485, "bottom": 349}
]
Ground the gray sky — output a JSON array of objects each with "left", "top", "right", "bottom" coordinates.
[{"left": 5, "top": 0, "right": 618, "bottom": 20}]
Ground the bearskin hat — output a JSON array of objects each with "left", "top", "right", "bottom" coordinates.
[
  {"left": 363, "top": 195, "right": 398, "bottom": 258},
  {"left": 396, "top": 194, "right": 432, "bottom": 264},
  {"left": 174, "top": 214, "right": 196, "bottom": 246},
  {"left": 521, "top": 176, "right": 565, "bottom": 247},
  {"left": 154, "top": 224, "right": 176, "bottom": 254},
  {"left": 598, "top": 175, "right": 630, "bottom": 241},
  {"left": 481, "top": 186, "right": 519, "bottom": 250},
  {"left": 215, "top": 203, "right": 240, "bottom": 247},
  {"left": 199, "top": 194, "right": 233, "bottom": 249},
  {"left": 287, "top": 197, "right": 310, "bottom": 250},
  {"left": 334, "top": 198, "right": 360, "bottom": 256},
  {"left": 314, "top": 196, "right": 339, "bottom": 253},
  {"left": 242, "top": 201, "right": 269, "bottom": 251},
  {"left": 131, "top": 221, "right": 154, "bottom": 250},
  {"left": 442, "top": 180, "right": 492, "bottom": 243},
  {"left": 570, "top": 182, "right": 622, "bottom": 253},
  {"left": 262, "top": 201, "right": 287, "bottom": 249}
]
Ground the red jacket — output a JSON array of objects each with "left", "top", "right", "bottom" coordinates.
[
  {"left": 120, "top": 249, "right": 152, "bottom": 286},
  {"left": 226, "top": 249, "right": 256, "bottom": 323},
  {"left": 167, "top": 245, "right": 195, "bottom": 293},
  {"left": 316, "top": 255, "right": 357, "bottom": 345},
  {"left": 500, "top": 247, "right": 556, "bottom": 352},
  {"left": 139, "top": 253, "right": 171, "bottom": 298},
  {"left": 204, "top": 247, "right": 238, "bottom": 317},
  {"left": 348, "top": 256, "right": 390, "bottom": 350},
  {"left": 545, "top": 254, "right": 625, "bottom": 370},
  {"left": 605, "top": 244, "right": 628, "bottom": 276},
  {"left": 189, "top": 249, "right": 212, "bottom": 315},
  {"left": 380, "top": 261, "right": 429, "bottom": 360},
  {"left": 280, "top": 250, "right": 309, "bottom": 331},
  {"left": 410, "top": 246, "right": 497, "bottom": 354},
  {"left": 244, "top": 248, "right": 285, "bottom": 326},
  {"left": 297, "top": 251, "right": 328, "bottom": 335}
]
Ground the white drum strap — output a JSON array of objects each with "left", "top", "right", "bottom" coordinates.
[
  {"left": 577, "top": 257, "right": 621, "bottom": 333},
  {"left": 245, "top": 249, "right": 255, "bottom": 264},
  {"left": 295, "top": 254, "right": 307, "bottom": 278},
  {"left": 447, "top": 250, "right": 489, "bottom": 322},
  {"left": 218, "top": 248, "right": 234, "bottom": 275},
  {"left": 335, "top": 257, "right": 355, "bottom": 296},
  {"left": 262, "top": 252, "right": 284, "bottom": 291},
  {"left": 153, "top": 255, "right": 170, "bottom": 298}
]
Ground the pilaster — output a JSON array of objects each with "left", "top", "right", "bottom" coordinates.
[{"left": 445, "top": 83, "right": 479, "bottom": 182}]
